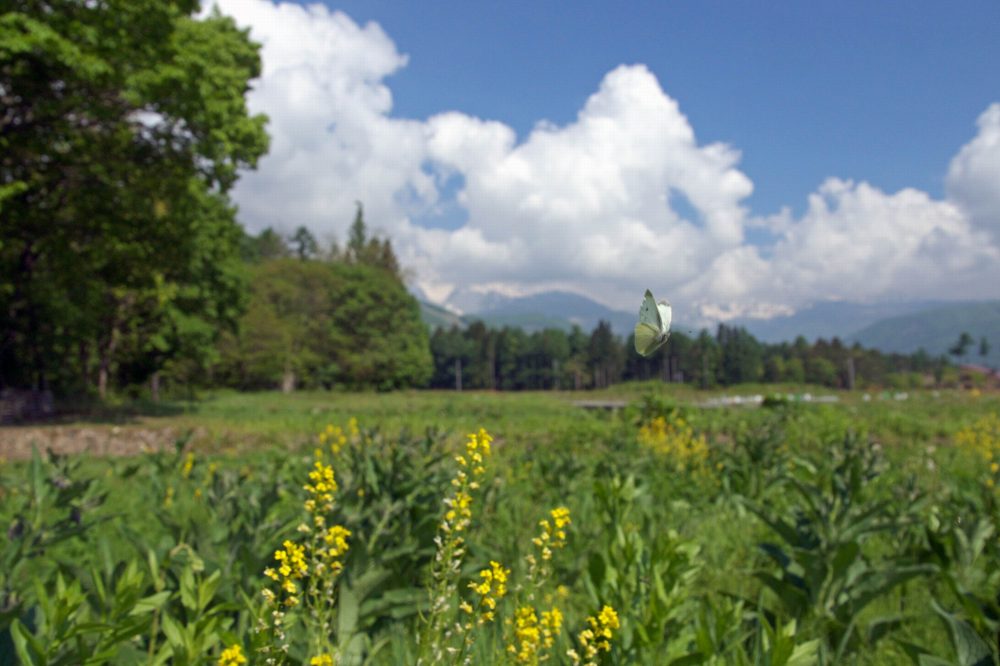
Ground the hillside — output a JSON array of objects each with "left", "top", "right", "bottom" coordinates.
[
  {"left": 848, "top": 301, "right": 1000, "bottom": 367},
  {"left": 429, "top": 289, "right": 638, "bottom": 334},
  {"left": 733, "top": 300, "right": 949, "bottom": 343},
  {"left": 419, "top": 300, "right": 465, "bottom": 330}
]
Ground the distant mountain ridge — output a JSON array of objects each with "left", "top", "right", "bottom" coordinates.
[
  {"left": 419, "top": 289, "right": 637, "bottom": 334},
  {"left": 731, "top": 300, "right": 952, "bottom": 343},
  {"left": 848, "top": 301, "right": 1000, "bottom": 367},
  {"left": 463, "top": 291, "right": 637, "bottom": 334}
]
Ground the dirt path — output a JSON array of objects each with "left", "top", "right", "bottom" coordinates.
[{"left": 0, "top": 425, "right": 206, "bottom": 461}]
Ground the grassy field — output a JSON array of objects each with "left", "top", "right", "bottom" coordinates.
[
  {"left": 2, "top": 385, "right": 999, "bottom": 664},
  {"left": 2, "top": 383, "right": 986, "bottom": 455}
]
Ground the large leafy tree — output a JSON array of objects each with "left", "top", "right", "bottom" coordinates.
[
  {"left": 215, "top": 259, "right": 432, "bottom": 391},
  {"left": 0, "top": 0, "right": 268, "bottom": 396}
]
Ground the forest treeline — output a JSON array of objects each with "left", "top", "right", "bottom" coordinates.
[
  {"left": 216, "top": 225, "right": 950, "bottom": 394},
  {"left": 0, "top": 0, "right": 955, "bottom": 401},
  {"left": 429, "top": 319, "right": 951, "bottom": 392}
]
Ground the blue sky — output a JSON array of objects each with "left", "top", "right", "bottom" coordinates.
[
  {"left": 317, "top": 0, "right": 1000, "bottom": 216},
  {"left": 211, "top": 0, "right": 1000, "bottom": 319}
]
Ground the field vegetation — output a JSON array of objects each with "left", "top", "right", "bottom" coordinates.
[{"left": 3, "top": 387, "right": 1000, "bottom": 665}]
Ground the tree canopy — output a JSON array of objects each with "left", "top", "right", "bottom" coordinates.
[
  {"left": 0, "top": 0, "right": 269, "bottom": 395},
  {"left": 428, "top": 319, "right": 947, "bottom": 391},
  {"left": 215, "top": 258, "right": 432, "bottom": 391}
]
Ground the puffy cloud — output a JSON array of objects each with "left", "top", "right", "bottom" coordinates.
[
  {"left": 694, "top": 179, "right": 999, "bottom": 317},
  {"left": 207, "top": 1, "right": 1000, "bottom": 321},
  {"left": 946, "top": 103, "right": 1000, "bottom": 244},
  {"left": 205, "top": 0, "right": 433, "bottom": 240},
  {"left": 414, "top": 64, "right": 755, "bottom": 307}
]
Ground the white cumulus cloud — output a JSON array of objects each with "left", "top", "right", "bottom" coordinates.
[
  {"left": 207, "top": 0, "right": 1000, "bottom": 321},
  {"left": 206, "top": 0, "right": 433, "bottom": 241},
  {"left": 946, "top": 103, "right": 1000, "bottom": 245},
  {"left": 694, "top": 179, "right": 999, "bottom": 316}
]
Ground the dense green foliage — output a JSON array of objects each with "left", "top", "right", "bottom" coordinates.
[
  {"left": 429, "top": 320, "right": 952, "bottom": 391},
  {"left": 0, "top": 0, "right": 268, "bottom": 397},
  {"left": 2, "top": 388, "right": 1000, "bottom": 664},
  {"left": 215, "top": 258, "right": 432, "bottom": 391}
]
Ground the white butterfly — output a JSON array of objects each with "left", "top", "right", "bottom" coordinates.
[{"left": 633, "top": 289, "right": 672, "bottom": 357}]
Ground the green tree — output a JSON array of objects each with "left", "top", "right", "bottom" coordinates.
[
  {"left": 805, "top": 357, "right": 838, "bottom": 387},
  {"left": 587, "top": 320, "right": 623, "bottom": 389},
  {"left": 496, "top": 326, "right": 529, "bottom": 389},
  {"left": 764, "top": 354, "right": 786, "bottom": 383},
  {"left": 344, "top": 202, "right": 402, "bottom": 278},
  {"left": 783, "top": 357, "right": 806, "bottom": 384},
  {"left": 716, "top": 324, "right": 763, "bottom": 385},
  {"left": 290, "top": 226, "right": 319, "bottom": 260},
  {"left": 347, "top": 202, "right": 368, "bottom": 261},
  {"left": 684, "top": 329, "right": 720, "bottom": 389},
  {"left": 429, "top": 325, "right": 474, "bottom": 389},
  {"left": 948, "top": 331, "right": 974, "bottom": 361},
  {"left": 0, "top": 0, "right": 269, "bottom": 396},
  {"left": 215, "top": 259, "right": 431, "bottom": 390},
  {"left": 240, "top": 227, "right": 290, "bottom": 262}
]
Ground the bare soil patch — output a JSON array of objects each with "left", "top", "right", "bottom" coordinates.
[{"left": 0, "top": 425, "right": 206, "bottom": 461}]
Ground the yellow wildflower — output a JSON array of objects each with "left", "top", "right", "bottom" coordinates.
[
  {"left": 533, "top": 507, "right": 571, "bottom": 560},
  {"left": 469, "top": 560, "right": 509, "bottom": 624},
  {"left": 569, "top": 605, "right": 619, "bottom": 665},
  {"left": 508, "top": 605, "right": 563, "bottom": 664},
  {"left": 638, "top": 416, "right": 709, "bottom": 473},
  {"left": 181, "top": 452, "right": 195, "bottom": 479},
  {"left": 218, "top": 644, "right": 247, "bottom": 666},
  {"left": 310, "top": 655, "right": 334, "bottom": 666},
  {"left": 956, "top": 414, "right": 1000, "bottom": 484}
]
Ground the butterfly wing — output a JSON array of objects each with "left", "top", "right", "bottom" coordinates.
[
  {"left": 638, "top": 289, "right": 662, "bottom": 330},
  {"left": 635, "top": 290, "right": 668, "bottom": 357},
  {"left": 656, "top": 299, "right": 672, "bottom": 337},
  {"left": 634, "top": 321, "right": 664, "bottom": 357}
]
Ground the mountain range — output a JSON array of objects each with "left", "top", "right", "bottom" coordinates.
[
  {"left": 420, "top": 288, "right": 639, "bottom": 334},
  {"left": 849, "top": 301, "right": 1000, "bottom": 367}
]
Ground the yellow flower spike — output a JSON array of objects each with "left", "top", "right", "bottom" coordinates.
[
  {"left": 572, "top": 605, "right": 620, "bottom": 664},
  {"left": 310, "top": 655, "right": 334, "bottom": 666},
  {"left": 182, "top": 452, "right": 194, "bottom": 479},
  {"left": 218, "top": 644, "right": 247, "bottom": 666},
  {"left": 597, "top": 605, "right": 619, "bottom": 630}
]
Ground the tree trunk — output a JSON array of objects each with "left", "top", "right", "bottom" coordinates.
[
  {"left": 97, "top": 295, "right": 131, "bottom": 400},
  {"left": 150, "top": 371, "right": 161, "bottom": 402},
  {"left": 97, "top": 333, "right": 119, "bottom": 400},
  {"left": 281, "top": 367, "right": 296, "bottom": 393}
]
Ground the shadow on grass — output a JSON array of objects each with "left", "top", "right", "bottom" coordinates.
[{"left": 7, "top": 396, "right": 195, "bottom": 427}]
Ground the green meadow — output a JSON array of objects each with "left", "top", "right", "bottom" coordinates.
[{"left": 3, "top": 386, "right": 1000, "bottom": 665}]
